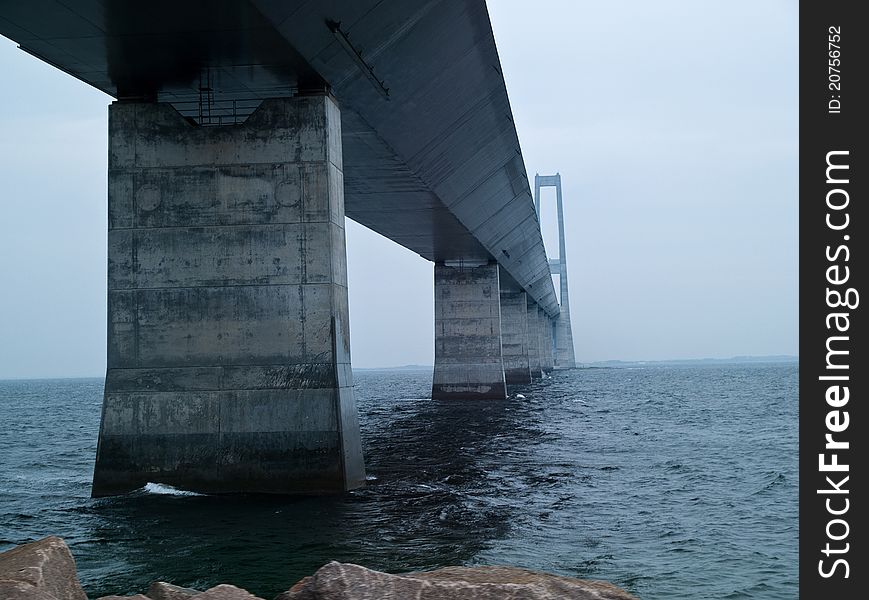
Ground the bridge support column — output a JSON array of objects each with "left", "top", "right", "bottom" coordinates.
[
  {"left": 546, "top": 314, "right": 556, "bottom": 372},
  {"left": 538, "top": 307, "right": 555, "bottom": 373},
  {"left": 92, "top": 96, "right": 365, "bottom": 496},
  {"left": 554, "top": 312, "right": 577, "bottom": 369},
  {"left": 432, "top": 262, "right": 507, "bottom": 399},
  {"left": 526, "top": 300, "right": 543, "bottom": 379},
  {"left": 499, "top": 290, "right": 532, "bottom": 385}
]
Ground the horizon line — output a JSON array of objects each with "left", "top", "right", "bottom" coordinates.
[{"left": 0, "top": 353, "right": 800, "bottom": 381}]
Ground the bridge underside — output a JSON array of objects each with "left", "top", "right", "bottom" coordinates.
[
  {"left": 1, "top": 0, "right": 575, "bottom": 497},
  {"left": 0, "top": 0, "right": 558, "bottom": 312}
]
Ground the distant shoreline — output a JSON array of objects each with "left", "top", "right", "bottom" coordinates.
[
  {"left": 0, "top": 355, "right": 799, "bottom": 381},
  {"left": 579, "top": 355, "right": 798, "bottom": 368},
  {"left": 326, "top": 355, "right": 800, "bottom": 371}
]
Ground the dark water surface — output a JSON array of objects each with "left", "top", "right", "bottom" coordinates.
[{"left": 0, "top": 364, "right": 797, "bottom": 599}]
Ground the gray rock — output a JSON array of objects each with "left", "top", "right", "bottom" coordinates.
[
  {"left": 96, "top": 595, "right": 150, "bottom": 600},
  {"left": 0, "top": 580, "right": 62, "bottom": 600},
  {"left": 0, "top": 537, "right": 88, "bottom": 600},
  {"left": 275, "top": 562, "right": 639, "bottom": 600},
  {"left": 192, "top": 584, "right": 264, "bottom": 600},
  {"left": 147, "top": 582, "right": 201, "bottom": 600}
]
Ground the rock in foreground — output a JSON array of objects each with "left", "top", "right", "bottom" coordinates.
[
  {"left": 278, "top": 561, "right": 639, "bottom": 600},
  {"left": 95, "top": 584, "right": 260, "bottom": 600},
  {"left": 1, "top": 538, "right": 638, "bottom": 600},
  {"left": 145, "top": 582, "right": 200, "bottom": 600},
  {"left": 0, "top": 537, "right": 88, "bottom": 600}
]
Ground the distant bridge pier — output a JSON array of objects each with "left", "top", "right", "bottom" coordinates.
[
  {"left": 538, "top": 307, "right": 555, "bottom": 373},
  {"left": 92, "top": 96, "right": 366, "bottom": 496},
  {"left": 526, "top": 299, "right": 544, "bottom": 379},
  {"left": 553, "top": 312, "right": 576, "bottom": 370},
  {"left": 431, "top": 261, "right": 508, "bottom": 399},
  {"left": 498, "top": 288, "right": 532, "bottom": 385}
]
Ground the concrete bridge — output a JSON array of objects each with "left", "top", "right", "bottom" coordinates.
[{"left": 0, "top": 0, "right": 576, "bottom": 496}]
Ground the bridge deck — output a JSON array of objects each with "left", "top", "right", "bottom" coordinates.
[{"left": 0, "top": 0, "right": 559, "bottom": 314}]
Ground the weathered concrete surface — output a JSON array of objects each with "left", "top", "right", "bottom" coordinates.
[
  {"left": 538, "top": 308, "right": 555, "bottom": 373},
  {"left": 278, "top": 562, "right": 639, "bottom": 600},
  {"left": 554, "top": 312, "right": 577, "bottom": 370},
  {"left": 526, "top": 300, "right": 543, "bottom": 379},
  {"left": 432, "top": 263, "right": 507, "bottom": 400},
  {"left": 544, "top": 314, "right": 556, "bottom": 373},
  {"left": 498, "top": 290, "right": 532, "bottom": 385},
  {"left": 93, "top": 96, "right": 365, "bottom": 496},
  {"left": 0, "top": 537, "right": 87, "bottom": 600},
  {"left": 541, "top": 314, "right": 555, "bottom": 373}
]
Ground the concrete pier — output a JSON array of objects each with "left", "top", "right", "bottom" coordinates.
[
  {"left": 545, "top": 314, "right": 556, "bottom": 372},
  {"left": 499, "top": 290, "right": 532, "bottom": 385},
  {"left": 536, "top": 307, "right": 548, "bottom": 373},
  {"left": 539, "top": 307, "right": 555, "bottom": 373},
  {"left": 526, "top": 300, "right": 543, "bottom": 379},
  {"left": 554, "top": 312, "right": 577, "bottom": 369},
  {"left": 432, "top": 262, "right": 507, "bottom": 399},
  {"left": 92, "top": 96, "right": 366, "bottom": 496}
]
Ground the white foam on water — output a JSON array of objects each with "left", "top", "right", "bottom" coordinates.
[{"left": 142, "top": 482, "right": 204, "bottom": 496}]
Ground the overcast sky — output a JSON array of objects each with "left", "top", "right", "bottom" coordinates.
[{"left": 0, "top": 1, "right": 797, "bottom": 378}]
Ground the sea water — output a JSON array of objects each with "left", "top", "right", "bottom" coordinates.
[{"left": 0, "top": 363, "right": 797, "bottom": 599}]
